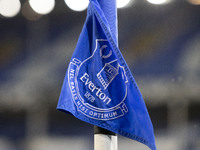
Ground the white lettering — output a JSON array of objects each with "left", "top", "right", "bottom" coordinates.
[
  {"left": 80, "top": 73, "right": 89, "bottom": 83},
  {"left": 99, "top": 92, "right": 106, "bottom": 100},
  {"left": 88, "top": 82, "right": 95, "bottom": 92},
  {"left": 88, "top": 111, "right": 118, "bottom": 119},
  {"left": 84, "top": 91, "right": 95, "bottom": 103},
  {"left": 80, "top": 73, "right": 112, "bottom": 105},
  {"left": 69, "top": 69, "right": 75, "bottom": 80}
]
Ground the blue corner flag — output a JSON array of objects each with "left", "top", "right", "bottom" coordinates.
[{"left": 57, "top": 0, "right": 156, "bottom": 149}]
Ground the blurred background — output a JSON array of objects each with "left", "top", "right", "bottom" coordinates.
[{"left": 0, "top": 0, "right": 200, "bottom": 150}]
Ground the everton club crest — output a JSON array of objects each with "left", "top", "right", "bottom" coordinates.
[{"left": 68, "top": 39, "right": 129, "bottom": 120}]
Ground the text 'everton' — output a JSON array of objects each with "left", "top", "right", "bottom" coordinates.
[{"left": 80, "top": 73, "right": 111, "bottom": 105}]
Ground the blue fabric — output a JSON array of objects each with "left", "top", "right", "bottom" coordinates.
[{"left": 57, "top": 0, "right": 156, "bottom": 149}]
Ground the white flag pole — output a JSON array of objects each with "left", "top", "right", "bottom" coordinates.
[{"left": 94, "top": 126, "right": 118, "bottom": 150}]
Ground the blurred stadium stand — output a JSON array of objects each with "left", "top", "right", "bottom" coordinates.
[{"left": 0, "top": 0, "right": 200, "bottom": 150}]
